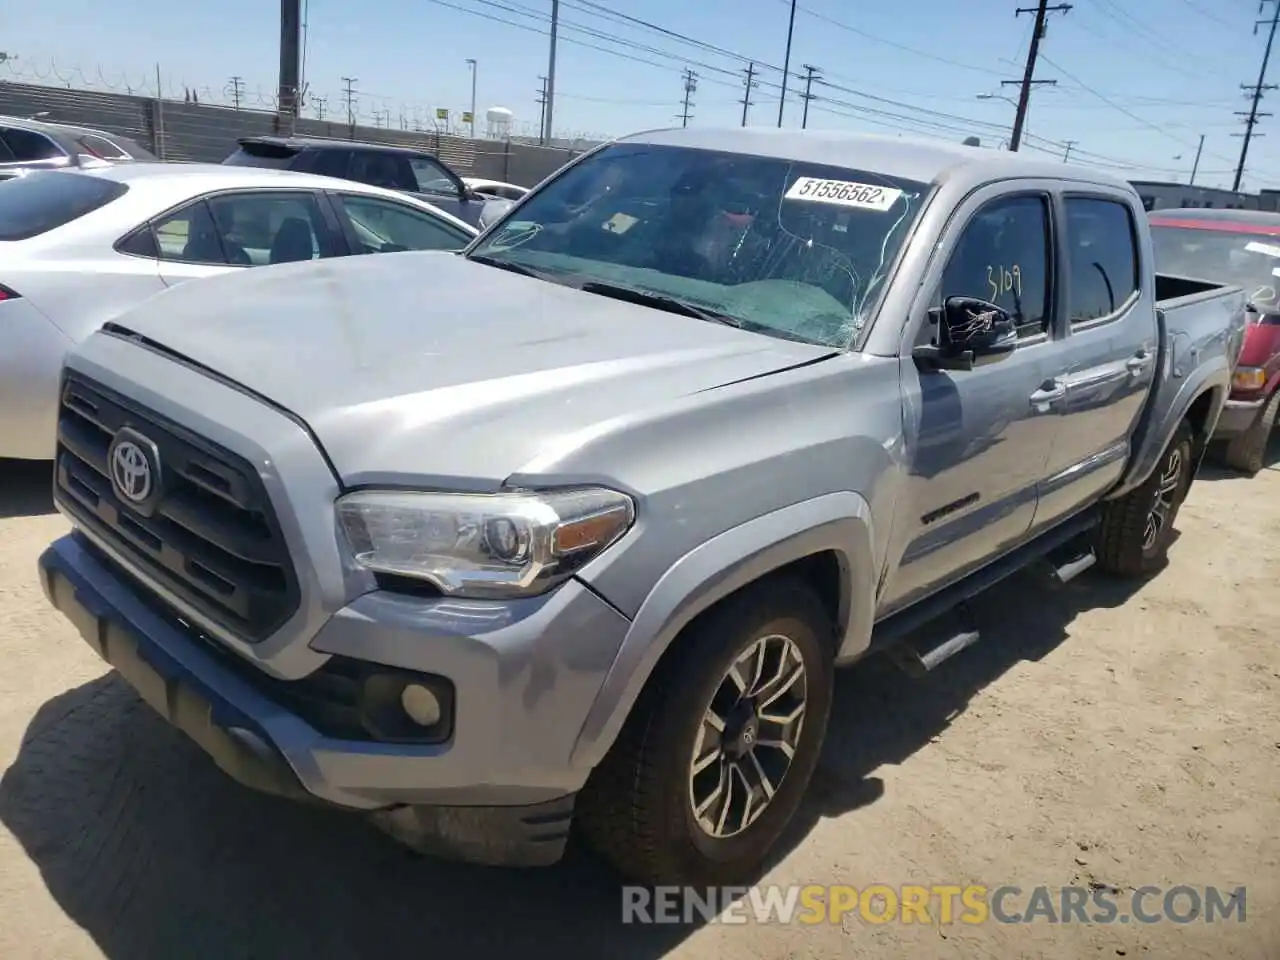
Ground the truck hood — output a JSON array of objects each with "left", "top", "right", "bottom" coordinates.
[{"left": 108, "top": 251, "right": 836, "bottom": 485}]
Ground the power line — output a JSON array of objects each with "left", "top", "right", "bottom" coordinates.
[
  {"left": 544, "top": 0, "right": 560, "bottom": 144},
  {"left": 535, "top": 74, "right": 548, "bottom": 143},
  {"left": 340, "top": 75, "right": 358, "bottom": 134},
  {"left": 1234, "top": 0, "right": 1280, "bottom": 190},
  {"left": 409, "top": 0, "right": 1251, "bottom": 180},
  {"left": 740, "top": 62, "right": 757, "bottom": 126},
  {"left": 678, "top": 67, "right": 697, "bottom": 127},
  {"left": 226, "top": 75, "right": 246, "bottom": 110},
  {"left": 777, "top": 0, "right": 798, "bottom": 126},
  {"left": 1006, "top": 1, "right": 1071, "bottom": 151},
  {"left": 800, "top": 64, "right": 821, "bottom": 129}
]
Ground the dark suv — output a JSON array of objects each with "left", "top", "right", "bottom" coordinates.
[
  {"left": 0, "top": 115, "right": 157, "bottom": 181},
  {"left": 223, "top": 136, "right": 488, "bottom": 227}
]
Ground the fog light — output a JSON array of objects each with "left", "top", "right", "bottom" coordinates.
[{"left": 400, "top": 683, "right": 443, "bottom": 727}]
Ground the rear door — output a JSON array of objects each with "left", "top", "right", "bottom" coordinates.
[
  {"left": 1032, "top": 191, "right": 1157, "bottom": 526},
  {"left": 146, "top": 189, "right": 344, "bottom": 287}
]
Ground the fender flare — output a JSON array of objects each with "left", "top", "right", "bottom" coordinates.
[
  {"left": 568, "top": 490, "right": 876, "bottom": 771},
  {"left": 1111, "top": 358, "right": 1229, "bottom": 499}
]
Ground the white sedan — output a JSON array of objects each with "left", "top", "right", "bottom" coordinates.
[{"left": 0, "top": 162, "right": 478, "bottom": 460}]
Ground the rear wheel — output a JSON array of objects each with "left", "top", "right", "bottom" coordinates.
[
  {"left": 1222, "top": 391, "right": 1279, "bottom": 476},
  {"left": 576, "top": 577, "right": 835, "bottom": 886},
  {"left": 1096, "top": 421, "right": 1193, "bottom": 577}
]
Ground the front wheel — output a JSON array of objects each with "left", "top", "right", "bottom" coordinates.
[
  {"left": 1096, "top": 421, "right": 1194, "bottom": 578},
  {"left": 576, "top": 577, "right": 835, "bottom": 886}
]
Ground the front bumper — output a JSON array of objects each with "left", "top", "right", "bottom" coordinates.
[
  {"left": 39, "top": 531, "right": 633, "bottom": 866},
  {"left": 1212, "top": 397, "right": 1266, "bottom": 439}
]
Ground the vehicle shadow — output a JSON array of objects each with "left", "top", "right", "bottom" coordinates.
[
  {"left": 0, "top": 459, "right": 55, "bottom": 519},
  {"left": 0, "top": 565, "right": 1147, "bottom": 960}
]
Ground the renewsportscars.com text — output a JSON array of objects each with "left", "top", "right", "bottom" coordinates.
[{"left": 622, "top": 884, "right": 1247, "bottom": 926}]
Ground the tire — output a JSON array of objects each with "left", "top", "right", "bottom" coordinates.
[
  {"left": 1096, "top": 421, "right": 1194, "bottom": 578},
  {"left": 1222, "top": 391, "right": 1280, "bottom": 476},
  {"left": 576, "top": 576, "right": 835, "bottom": 887}
]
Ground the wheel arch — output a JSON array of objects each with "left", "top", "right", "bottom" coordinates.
[{"left": 568, "top": 491, "right": 876, "bottom": 772}]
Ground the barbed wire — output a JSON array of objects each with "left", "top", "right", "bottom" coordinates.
[
  {"left": 0, "top": 54, "right": 609, "bottom": 143},
  {"left": 0, "top": 58, "right": 606, "bottom": 146}
]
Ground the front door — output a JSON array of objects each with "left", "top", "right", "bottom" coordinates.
[
  {"left": 882, "top": 187, "right": 1064, "bottom": 613},
  {"left": 1032, "top": 192, "right": 1157, "bottom": 527}
]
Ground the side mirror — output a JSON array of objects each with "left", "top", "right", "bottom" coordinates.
[
  {"left": 912, "top": 296, "right": 1018, "bottom": 372},
  {"left": 478, "top": 196, "right": 516, "bottom": 230}
]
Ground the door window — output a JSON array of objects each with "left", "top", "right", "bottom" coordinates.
[
  {"left": 939, "top": 194, "right": 1052, "bottom": 338},
  {"left": 151, "top": 199, "right": 229, "bottom": 264},
  {"left": 150, "top": 191, "right": 334, "bottom": 266},
  {"left": 409, "top": 156, "right": 461, "bottom": 198},
  {"left": 337, "top": 194, "right": 472, "bottom": 253},
  {"left": 1, "top": 128, "right": 65, "bottom": 162},
  {"left": 297, "top": 148, "right": 352, "bottom": 179},
  {"left": 1064, "top": 197, "right": 1140, "bottom": 324},
  {"left": 349, "top": 150, "right": 415, "bottom": 191}
]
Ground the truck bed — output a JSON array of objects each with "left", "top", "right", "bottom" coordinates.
[{"left": 1115, "top": 272, "right": 1248, "bottom": 497}]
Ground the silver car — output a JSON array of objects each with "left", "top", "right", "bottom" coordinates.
[{"left": 0, "top": 162, "right": 477, "bottom": 460}]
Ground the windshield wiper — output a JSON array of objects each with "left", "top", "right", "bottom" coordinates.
[
  {"left": 577, "top": 280, "right": 744, "bottom": 327},
  {"left": 468, "top": 253, "right": 552, "bottom": 280}
]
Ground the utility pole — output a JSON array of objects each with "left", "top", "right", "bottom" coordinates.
[
  {"left": 536, "top": 75, "right": 549, "bottom": 145},
  {"left": 800, "top": 65, "right": 822, "bottom": 129},
  {"left": 341, "top": 76, "right": 358, "bottom": 138},
  {"left": 1061, "top": 138, "right": 1076, "bottom": 161},
  {"left": 777, "top": 0, "right": 798, "bottom": 127},
  {"left": 1234, "top": 0, "right": 1280, "bottom": 191},
  {"left": 1005, "top": 1, "right": 1071, "bottom": 151},
  {"left": 312, "top": 95, "right": 327, "bottom": 121},
  {"left": 678, "top": 68, "right": 698, "bottom": 128},
  {"left": 465, "top": 58, "right": 478, "bottom": 139},
  {"left": 1190, "top": 133, "right": 1205, "bottom": 185},
  {"left": 277, "top": 0, "right": 302, "bottom": 135},
  {"left": 228, "top": 76, "right": 246, "bottom": 110},
  {"left": 544, "top": 0, "right": 560, "bottom": 145},
  {"left": 740, "top": 62, "right": 757, "bottom": 126}
]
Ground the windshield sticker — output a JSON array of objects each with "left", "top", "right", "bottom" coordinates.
[
  {"left": 784, "top": 177, "right": 903, "bottom": 211},
  {"left": 602, "top": 212, "right": 640, "bottom": 234},
  {"left": 1245, "top": 240, "right": 1280, "bottom": 258}
]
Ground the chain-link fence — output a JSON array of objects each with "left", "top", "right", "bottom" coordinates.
[{"left": 0, "top": 80, "right": 597, "bottom": 187}]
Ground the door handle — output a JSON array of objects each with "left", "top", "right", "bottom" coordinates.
[
  {"left": 1126, "top": 350, "right": 1154, "bottom": 377},
  {"left": 1029, "top": 380, "right": 1066, "bottom": 413}
]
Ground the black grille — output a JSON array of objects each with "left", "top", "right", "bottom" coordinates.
[{"left": 54, "top": 373, "right": 301, "bottom": 642}]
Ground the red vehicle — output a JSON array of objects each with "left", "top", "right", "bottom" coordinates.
[{"left": 1150, "top": 208, "right": 1280, "bottom": 474}]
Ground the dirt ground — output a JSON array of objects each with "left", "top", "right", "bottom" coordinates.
[{"left": 0, "top": 452, "right": 1276, "bottom": 960}]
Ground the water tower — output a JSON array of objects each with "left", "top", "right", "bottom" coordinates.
[{"left": 485, "top": 106, "right": 513, "bottom": 140}]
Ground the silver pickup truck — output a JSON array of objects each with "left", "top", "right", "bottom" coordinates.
[{"left": 37, "top": 128, "right": 1247, "bottom": 888}]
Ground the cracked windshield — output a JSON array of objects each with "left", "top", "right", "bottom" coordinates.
[{"left": 468, "top": 143, "right": 929, "bottom": 347}]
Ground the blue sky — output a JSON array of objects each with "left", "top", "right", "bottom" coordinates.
[{"left": 5, "top": 0, "right": 1279, "bottom": 189}]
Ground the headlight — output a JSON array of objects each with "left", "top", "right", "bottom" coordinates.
[
  {"left": 336, "top": 487, "right": 635, "bottom": 599},
  {"left": 1232, "top": 366, "right": 1267, "bottom": 391}
]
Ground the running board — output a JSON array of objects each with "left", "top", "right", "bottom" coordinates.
[
  {"left": 892, "top": 604, "right": 981, "bottom": 678},
  {"left": 870, "top": 507, "right": 1101, "bottom": 653},
  {"left": 1048, "top": 550, "right": 1096, "bottom": 585}
]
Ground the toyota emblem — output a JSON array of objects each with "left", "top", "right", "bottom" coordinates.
[{"left": 110, "top": 438, "right": 154, "bottom": 504}]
